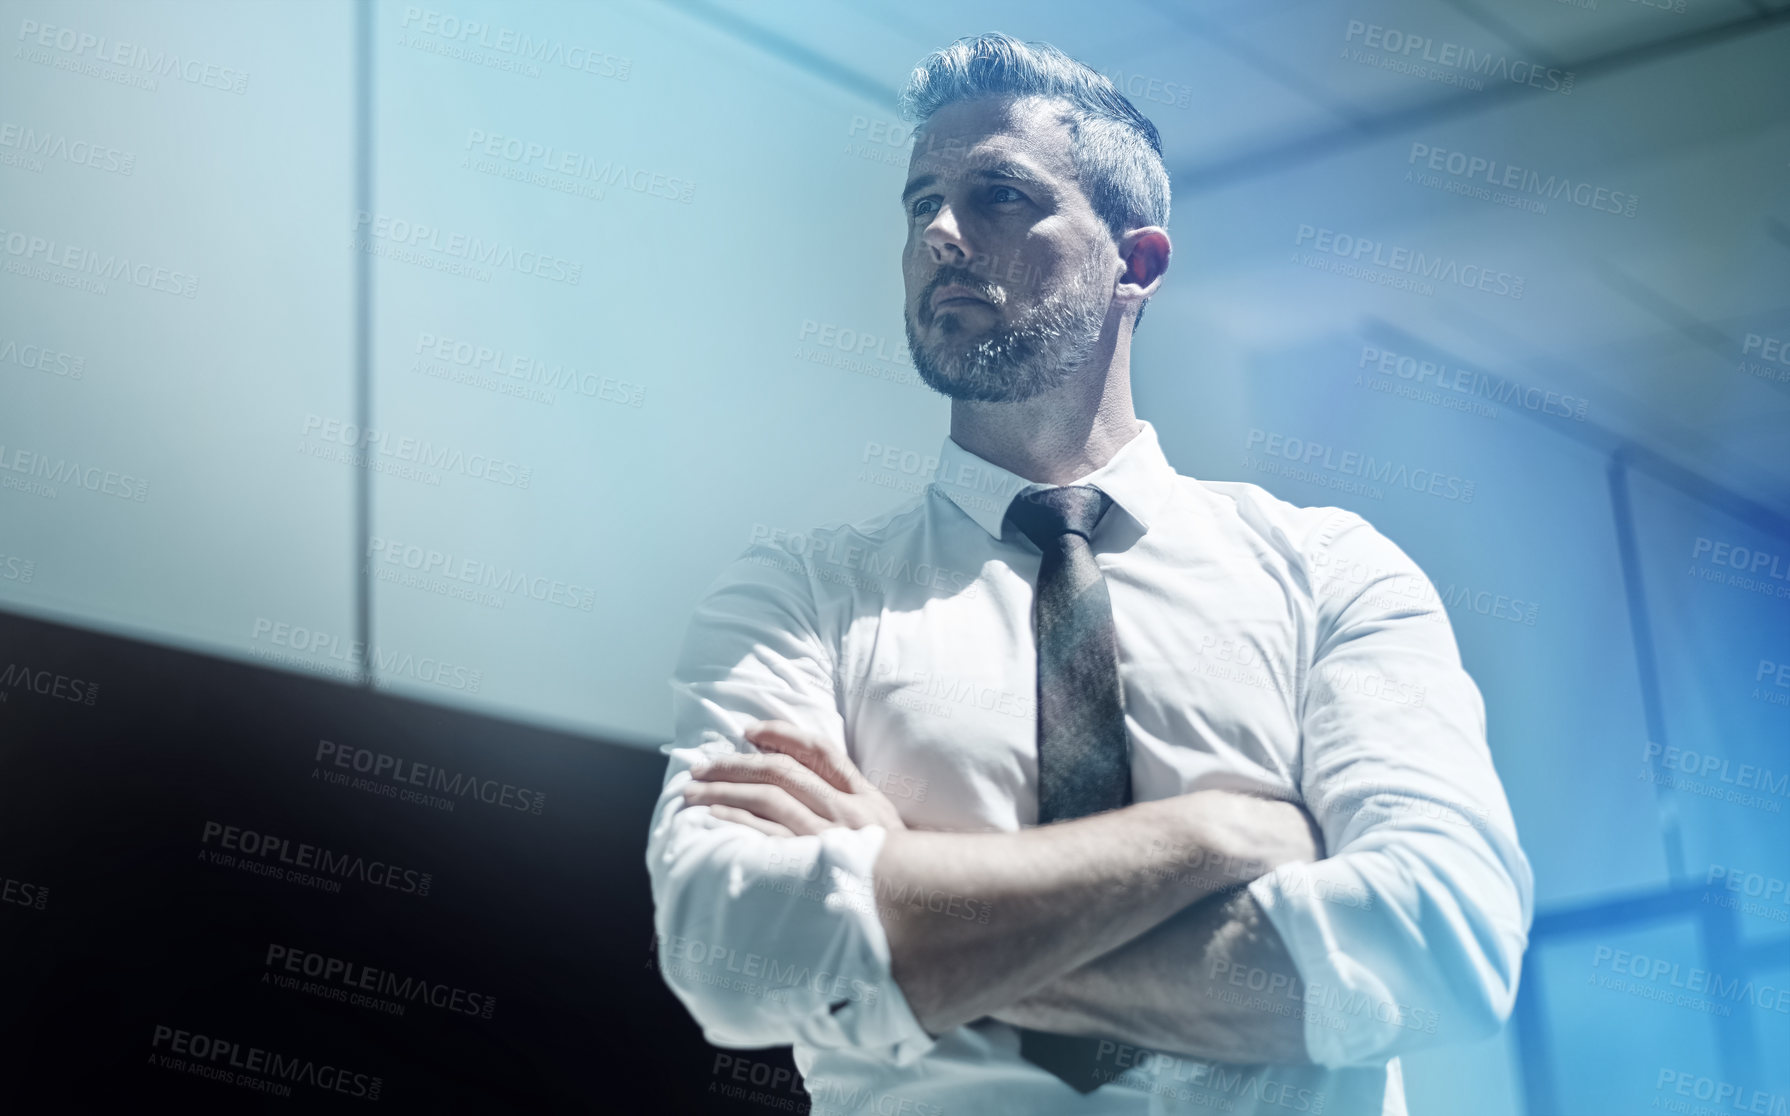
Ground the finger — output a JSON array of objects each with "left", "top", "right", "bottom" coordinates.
[
  {"left": 683, "top": 779, "right": 829, "bottom": 836},
  {"left": 704, "top": 802, "right": 794, "bottom": 838},
  {"left": 744, "top": 722, "right": 864, "bottom": 794},
  {"left": 693, "top": 751, "right": 848, "bottom": 819}
]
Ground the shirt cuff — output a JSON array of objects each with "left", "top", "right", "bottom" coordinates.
[
  {"left": 793, "top": 823, "right": 940, "bottom": 1066},
  {"left": 1247, "top": 862, "right": 1403, "bottom": 1068}
]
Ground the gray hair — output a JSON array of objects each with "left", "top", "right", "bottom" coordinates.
[{"left": 898, "top": 32, "right": 1171, "bottom": 329}]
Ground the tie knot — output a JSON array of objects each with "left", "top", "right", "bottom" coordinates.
[{"left": 1005, "top": 485, "right": 1112, "bottom": 551}]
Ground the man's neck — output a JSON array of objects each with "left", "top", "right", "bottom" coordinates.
[{"left": 946, "top": 320, "right": 1144, "bottom": 486}]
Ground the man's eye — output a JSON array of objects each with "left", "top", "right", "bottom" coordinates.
[
  {"left": 910, "top": 197, "right": 939, "bottom": 218},
  {"left": 989, "top": 185, "right": 1024, "bottom": 204}
]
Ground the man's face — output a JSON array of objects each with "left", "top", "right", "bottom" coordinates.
[{"left": 900, "top": 95, "right": 1119, "bottom": 403}]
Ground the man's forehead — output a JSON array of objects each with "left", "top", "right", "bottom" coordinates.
[{"left": 909, "top": 95, "right": 1074, "bottom": 178}]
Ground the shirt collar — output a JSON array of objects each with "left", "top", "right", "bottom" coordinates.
[{"left": 929, "top": 419, "right": 1179, "bottom": 541}]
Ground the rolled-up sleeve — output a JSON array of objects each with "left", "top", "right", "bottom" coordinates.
[
  {"left": 1245, "top": 509, "right": 1534, "bottom": 1068},
  {"left": 646, "top": 537, "right": 934, "bottom": 1062}
]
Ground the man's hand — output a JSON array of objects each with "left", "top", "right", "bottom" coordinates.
[
  {"left": 987, "top": 884, "right": 1315, "bottom": 1065},
  {"left": 681, "top": 719, "right": 908, "bottom": 837},
  {"left": 872, "top": 791, "right": 1322, "bottom": 1035}
]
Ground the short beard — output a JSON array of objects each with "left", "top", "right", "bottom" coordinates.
[{"left": 905, "top": 258, "right": 1109, "bottom": 404}]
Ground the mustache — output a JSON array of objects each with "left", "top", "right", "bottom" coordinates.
[
  {"left": 925, "top": 266, "right": 1000, "bottom": 300},
  {"left": 919, "top": 266, "right": 1003, "bottom": 321}
]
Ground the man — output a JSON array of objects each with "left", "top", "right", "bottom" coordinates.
[{"left": 647, "top": 32, "right": 1532, "bottom": 1115}]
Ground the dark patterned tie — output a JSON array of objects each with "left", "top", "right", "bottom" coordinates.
[{"left": 1004, "top": 484, "right": 1131, "bottom": 1094}]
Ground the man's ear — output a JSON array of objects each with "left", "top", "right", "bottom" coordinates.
[{"left": 1116, "top": 227, "right": 1171, "bottom": 302}]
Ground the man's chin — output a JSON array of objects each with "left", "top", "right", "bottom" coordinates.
[{"left": 912, "top": 361, "right": 1034, "bottom": 404}]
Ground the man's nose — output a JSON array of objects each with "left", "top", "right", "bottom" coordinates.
[{"left": 922, "top": 205, "right": 969, "bottom": 263}]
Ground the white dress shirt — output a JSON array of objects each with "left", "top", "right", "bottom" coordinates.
[{"left": 646, "top": 418, "right": 1533, "bottom": 1116}]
